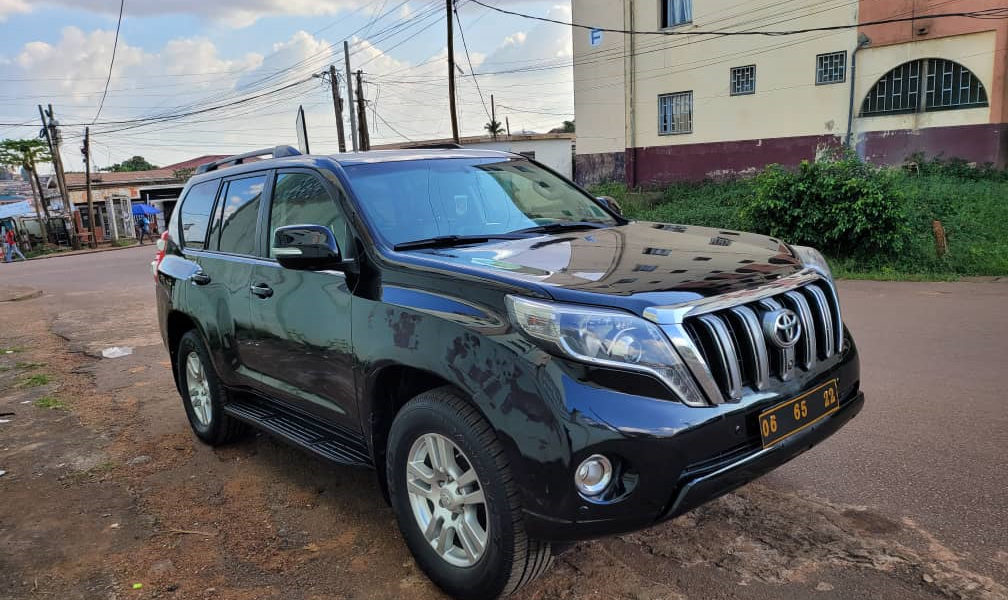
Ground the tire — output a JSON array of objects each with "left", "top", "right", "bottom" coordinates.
[
  {"left": 176, "top": 330, "right": 247, "bottom": 445},
  {"left": 387, "top": 386, "right": 552, "bottom": 600}
]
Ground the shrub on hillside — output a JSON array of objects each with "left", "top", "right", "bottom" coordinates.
[{"left": 743, "top": 153, "right": 909, "bottom": 259}]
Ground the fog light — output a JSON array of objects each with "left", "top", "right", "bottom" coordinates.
[{"left": 574, "top": 454, "right": 613, "bottom": 496}]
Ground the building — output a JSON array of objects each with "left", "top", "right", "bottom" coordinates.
[
  {"left": 372, "top": 133, "right": 576, "bottom": 178},
  {"left": 573, "top": 0, "right": 1004, "bottom": 185}
]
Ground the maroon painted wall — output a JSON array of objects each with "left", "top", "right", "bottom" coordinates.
[
  {"left": 858, "top": 123, "right": 1007, "bottom": 169},
  {"left": 627, "top": 134, "right": 842, "bottom": 185}
]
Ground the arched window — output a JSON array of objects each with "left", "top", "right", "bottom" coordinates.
[{"left": 861, "top": 58, "right": 988, "bottom": 116}]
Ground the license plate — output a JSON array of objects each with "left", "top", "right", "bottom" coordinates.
[{"left": 758, "top": 379, "right": 839, "bottom": 448}]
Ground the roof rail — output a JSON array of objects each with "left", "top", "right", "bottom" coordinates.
[
  {"left": 195, "top": 145, "right": 302, "bottom": 174},
  {"left": 406, "top": 142, "right": 464, "bottom": 150}
]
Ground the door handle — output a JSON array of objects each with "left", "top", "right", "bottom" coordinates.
[
  {"left": 191, "top": 271, "right": 211, "bottom": 286},
  {"left": 250, "top": 283, "right": 274, "bottom": 299}
]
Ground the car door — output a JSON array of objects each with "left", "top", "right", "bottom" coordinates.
[
  {"left": 181, "top": 172, "right": 270, "bottom": 388},
  {"left": 245, "top": 168, "right": 359, "bottom": 435}
]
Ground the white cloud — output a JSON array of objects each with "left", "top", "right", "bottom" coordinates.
[{"left": 0, "top": 0, "right": 29, "bottom": 22}]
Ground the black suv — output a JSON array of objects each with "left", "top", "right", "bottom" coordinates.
[{"left": 155, "top": 146, "right": 863, "bottom": 599}]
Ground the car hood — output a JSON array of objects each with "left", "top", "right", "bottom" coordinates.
[{"left": 403, "top": 221, "right": 803, "bottom": 315}]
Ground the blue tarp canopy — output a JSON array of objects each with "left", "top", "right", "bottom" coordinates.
[
  {"left": 131, "top": 203, "right": 162, "bottom": 216},
  {"left": 0, "top": 200, "right": 34, "bottom": 220}
]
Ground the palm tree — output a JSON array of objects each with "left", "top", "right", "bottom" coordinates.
[
  {"left": 484, "top": 119, "right": 504, "bottom": 140},
  {"left": 0, "top": 138, "right": 54, "bottom": 244}
]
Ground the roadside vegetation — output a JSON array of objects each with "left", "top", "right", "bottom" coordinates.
[
  {"left": 592, "top": 153, "right": 1008, "bottom": 280},
  {"left": 33, "top": 396, "right": 67, "bottom": 410}
]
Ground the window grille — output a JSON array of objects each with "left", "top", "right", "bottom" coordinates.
[
  {"left": 862, "top": 59, "right": 988, "bottom": 116},
  {"left": 658, "top": 91, "right": 693, "bottom": 135},
  {"left": 816, "top": 51, "right": 846, "bottom": 84},
  {"left": 731, "top": 65, "right": 756, "bottom": 96}
]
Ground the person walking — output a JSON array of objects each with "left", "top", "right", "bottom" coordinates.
[
  {"left": 137, "top": 214, "right": 151, "bottom": 245},
  {"left": 4, "top": 228, "right": 26, "bottom": 262}
]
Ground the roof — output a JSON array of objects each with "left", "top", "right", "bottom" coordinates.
[
  {"left": 62, "top": 169, "right": 182, "bottom": 189},
  {"left": 371, "top": 132, "right": 575, "bottom": 151},
  {"left": 161, "top": 154, "right": 258, "bottom": 171}
]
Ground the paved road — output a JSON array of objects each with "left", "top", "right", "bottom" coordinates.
[{"left": 2, "top": 246, "right": 1006, "bottom": 597}]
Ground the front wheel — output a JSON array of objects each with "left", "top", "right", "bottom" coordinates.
[
  {"left": 387, "top": 387, "right": 553, "bottom": 600},
  {"left": 176, "top": 330, "right": 246, "bottom": 445}
]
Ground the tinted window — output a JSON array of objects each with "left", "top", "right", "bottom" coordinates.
[
  {"left": 213, "top": 175, "right": 266, "bottom": 255},
  {"left": 269, "top": 172, "right": 348, "bottom": 258},
  {"left": 179, "top": 180, "right": 219, "bottom": 250},
  {"left": 343, "top": 158, "right": 615, "bottom": 246}
]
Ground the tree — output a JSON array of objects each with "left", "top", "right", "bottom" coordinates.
[
  {"left": 549, "top": 120, "right": 575, "bottom": 134},
  {"left": 484, "top": 119, "right": 504, "bottom": 139},
  {"left": 103, "top": 155, "right": 158, "bottom": 172},
  {"left": 0, "top": 138, "right": 54, "bottom": 243}
]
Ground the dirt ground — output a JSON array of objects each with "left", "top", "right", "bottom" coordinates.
[{"left": 1, "top": 250, "right": 1006, "bottom": 600}]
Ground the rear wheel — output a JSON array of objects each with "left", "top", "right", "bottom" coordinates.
[
  {"left": 177, "top": 330, "right": 246, "bottom": 445},
  {"left": 387, "top": 387, "right": 553, "bottom": 600}
]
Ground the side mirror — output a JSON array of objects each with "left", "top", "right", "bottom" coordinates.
[
  {"left": 273, "top": 225, "right": 345, "bottom": 271},
  {"left": 596, "top": 195, "right": 623, "bottom": 216}
]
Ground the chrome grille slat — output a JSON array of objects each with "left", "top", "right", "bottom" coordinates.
[
  {"left": 803, "top": 285, "right": 835, "bottom": 358},
  {"left": 783, "top": 291, "right": 816, "bottom": 370},
  {"left": 696, "top": 315, "right": 743, "bottom": 401},
  {"left": 728, "top": 306, "right": 769, "bottom": 391}
]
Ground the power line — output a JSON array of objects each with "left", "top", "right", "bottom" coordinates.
[
  {"left": 468, "top": 0, "right": 1008, "bottom": 36},
  {"left": 453, "top": 1, "right": 491, "bottom": 121},
  {"left": 92, "top": 0, "right": 126, "bottom": 124}
]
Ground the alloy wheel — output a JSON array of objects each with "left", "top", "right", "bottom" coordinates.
[
  {"left": 406, "top": 433, "right": 489, "bottom": 568},
  {"left": 185, "top": 351, "right": 212, "bottom": 427}
]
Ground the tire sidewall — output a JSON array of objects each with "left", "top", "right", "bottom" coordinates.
[
  {"left": 177, "top": 330, "right": 224, "bottom": 443},
  {"left": 388, "top": 395, "right": 516, "bottom": 599}
]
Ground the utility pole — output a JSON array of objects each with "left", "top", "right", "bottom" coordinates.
[
  {"left": 446, "top": 0, "right": 460, "bottom": 143},
  {"left": 355, "top": 70, "right": 371, "bottom": 151},
  {"left": 38, "top": 105, "right": 79, "bottom": 248},
  {"left": 344, "top": 41, "right": 359, "bottom": 152},
  {"left": 491, "top": 94, "right": 497, "bottom": 140},
  {"left": 329, "top": 65, "right": 347, "bottom": 153},
  {"left": 505, "top": 116, "right": 511, "bottom": 138},
  {"left": 82, "top": 127, "right": 96, "bottom": 248}
]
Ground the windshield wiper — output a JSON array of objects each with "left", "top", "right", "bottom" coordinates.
[
  {"left": 509, "top": 221, "right": 610, "bottom": 235},
  {"left": 393, "top": 234, "right": 527, "bottom": 251}
]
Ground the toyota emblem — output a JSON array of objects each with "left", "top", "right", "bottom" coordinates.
[{"left": 763, "top": 309, "right": 802, "bottom": 349}]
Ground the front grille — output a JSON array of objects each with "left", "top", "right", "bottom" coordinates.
[{"left": 682, "top": 280, "right": 843, "bottom": 401}]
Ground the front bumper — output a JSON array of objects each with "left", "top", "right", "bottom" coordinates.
[{"left": 519, "top": 334, "right": 862, "bottom": 542}]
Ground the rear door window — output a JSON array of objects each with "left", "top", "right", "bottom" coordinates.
[
  {"left": 210, "top": 174, "right": 267, "bottom": 256},
  {"left": 178, "top": 180, "right": 220, "bottom": 250}
]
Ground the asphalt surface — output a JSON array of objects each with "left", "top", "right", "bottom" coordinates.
[{"left": 1, "top": 245, "right": 1006, "bottom": 598}]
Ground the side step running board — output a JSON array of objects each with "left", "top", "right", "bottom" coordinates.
[{"left": 223, "top": 396, "right": 372, "bottom": 467}]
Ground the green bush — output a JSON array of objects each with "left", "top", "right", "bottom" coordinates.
[{"left": 743, "top": 153, "right": 909, "bottom": 259}]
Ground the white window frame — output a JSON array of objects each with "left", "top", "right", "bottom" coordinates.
[
  {"left": 816, "top": 51, "right": 847, "bottom": 85},
  {"left": 658, "top": 91, "right": 693, "bottom": 136},
  {"left": 730, "top": 65, "right": 756, "bottom": 96},
  {"left": 661, "top": 0, "right": 693, "bottom": 29}
]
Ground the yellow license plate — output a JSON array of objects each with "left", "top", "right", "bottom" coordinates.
[{"left": 758, "top": 379, "right": 840, "bottom": 448}]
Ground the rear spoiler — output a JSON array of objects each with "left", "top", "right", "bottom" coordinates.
[{"left": 195, "top": 145, "right": 302, "bottom": 174}]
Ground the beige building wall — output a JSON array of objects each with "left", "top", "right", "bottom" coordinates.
[
  {"left": 628, "top": 0, "right": 857, "bottom": 147},
  {"left": 572, "top": 0, "right": 627, "bottom": 155},
  {"left": 852, "top": 30, "right": 997, "bottom": 137}
]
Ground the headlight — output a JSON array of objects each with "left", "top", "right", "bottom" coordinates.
[
  {"left": 506, "top": 296, "right": 707, "bottom": 406},
  {"left": 791, "top": 245, "right": 833, "bottom": 280}
]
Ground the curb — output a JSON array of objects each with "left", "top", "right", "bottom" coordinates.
[
  {"left": 0, "top": 287, "right": 43, "bottom": 302},
  {"left": 25, "top": 242, "right": 149, "bottom": 262}
]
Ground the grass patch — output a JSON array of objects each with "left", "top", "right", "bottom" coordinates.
[
  {"left": 18, "top": 373, "right": 51, "bottom": 388},
  {"left": 15, "top": 361, "right": 45, "bottom": 370},
  {"left": 112, "top": 238, "right": 134, "bottom": 247},
  {"left": 33, "top": 396, "right": 67, "bottom": 410},
  {"left": 0, "top": 347, "right": 24, "bottom": 354},
  {"left": 592, "top": 172, "right": 1008, "bottom": 281}
]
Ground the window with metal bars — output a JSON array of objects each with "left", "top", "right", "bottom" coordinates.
[
  {"left": 861, "top": 58, "right": 988, "bottom": 116},
  {"left": 816, "top": 51, "right": 846, "bottom": 84},
  {"left": 730, "top": 65, "right": 756, "bottom": 96},
  {"left": 658, "top": 91, "right": 693, "bottom": 135}
]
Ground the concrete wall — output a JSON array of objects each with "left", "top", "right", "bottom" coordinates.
[
  {"left": 572, "top": 0, "right": 627, "bottom": 156},
  {"left": 464, "top": 138, "right": 574, "bottom": 178}
]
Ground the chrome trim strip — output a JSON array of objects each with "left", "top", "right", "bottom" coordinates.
[
  {"left": 729, "top": 306, "right": 769, "bottom": 391},
  {"left": 804, "top": 284, "right": 835, "bottom": 359},
  {"left": 658, "top": 323, "right": 725, "bottom": 406},
  {"left": 759, "top": 297, "right": 796, "bottom": 381},
  {"left": 697, "top": 315, "right": 742, "bottom": 401},
  {"left": 643, "top": 269, "right": 823, "bottom": 325},
  {"left": 784, "top": 291, "right": 816, "bottom": 370}
]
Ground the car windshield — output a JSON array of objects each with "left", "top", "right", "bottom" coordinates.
[{"left": 343, "top": 157, "right": 618, "bottom": 247}]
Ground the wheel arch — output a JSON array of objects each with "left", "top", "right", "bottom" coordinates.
[{"left": 165, "top": 310, "right": 205, "bottom": 394}]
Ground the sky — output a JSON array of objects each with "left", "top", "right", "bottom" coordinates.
[{"left": 0, "top": 0, "right": 574, "bottom": 172}]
